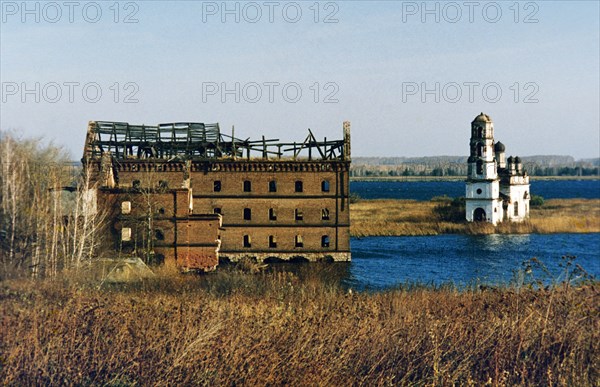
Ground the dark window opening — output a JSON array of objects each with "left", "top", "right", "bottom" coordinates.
[
  {"left": 243, "top": 180, "right": 251, "bottom": 192},
  {"left": 214, "top": 207, "right": 222, "bottom": 215},
  {"left": 295, "top": 209, "right": 303, "bottom": 221},
  {"left": 476, "top": 189, "right": 482, "bottom": 195},
  {"left": 269, "top": 235, "right": 277, "bottom": 248},
  {"left": 269, "top": 208, "right": 277, "bottom": 221},
  {"left": 295, "top": 181, "right": 303, "bottom": 193},
  {"left": 322, "top": 208, "right": 330, "bottom": 220},
  {"left": 321, "top": 180, "right": 330, "bottom": 192},
  {"left": 243, "top": 208, "right": 252, "bottom": 220},
  {"left": 321, "top": 235, "right": 330, "bottom": 248},
  {"left": 269, "top": 180, "right": 277, "bottom": 192},
  {"left": 295, "top": 235, "right": 304, "bottom": 248},
  {"left": 158, "top": 180, "right": 168, "bottom": 190},
  {"left": 214, "top": 180, "right": 221, "bottom": 192},
  {"left": 132, "top": 180, "right": 141, "bottom": 189},
  {"left": 158, "top": 207, "right": 166, "bottom": 215},
  {"left": 243, "top": 235, "right": 251, "bottom": 248},
  {"left": 514, "top": 202, "right": 519, "bottom": 216},
  {"left": 476, "top": 160, "right": 483, "bottom": 174},
  {"left": 477, "top": 127, "right": 483, "bottom": 138},
  {"left": 154, "top": 229, "right": 165, "bottom": 241},
  {"left": 477, "top": 144, "right": 483, "bottom": 157}
]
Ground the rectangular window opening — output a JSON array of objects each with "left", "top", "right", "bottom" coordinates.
[
  {"left": 121, "top": 201, "right": 131, "bottom": 214},
  {"left": 269, "top": 235, "right": 277, "bottom": 248},
  {"left": 243, "top": 208, "right": 252, "bottom": 220},
  {"left": 295, "top": 181, "right": 303, "bottom": 193},
  {"left": 121, "top": 227, "right": 132, "bottom": 242},
  {"left": 214, "top": 180, "right": 222, "bottom": 192},
  {"left": 243, "top": 235, "right": 251, "bottom": 248},
  {"left": 269, "top": 208, "right": 277, "bottom": 221},
  {"left": 295, "top": 209, "right": 303, "bottom": 221},
  {"left": 243, "top": 180, "right": 251, "bottom": 192},
  {"left": 295, "top": 235, "right": 303, "bottom": 248}
]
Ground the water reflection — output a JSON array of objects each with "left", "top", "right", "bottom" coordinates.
[
  {"left": 349, "top": 234, "right": 600, "bottom": 290},
  {"left": 245, "top": 234, "right": 599, "bottom": 291}
]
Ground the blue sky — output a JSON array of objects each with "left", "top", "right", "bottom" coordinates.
[{"left": 1, "top": 1, "right": 598, "bottom": 158}]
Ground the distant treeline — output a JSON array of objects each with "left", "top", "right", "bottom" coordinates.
[{"left": 351, "top": 156, "right": 600, "bottom": 177}]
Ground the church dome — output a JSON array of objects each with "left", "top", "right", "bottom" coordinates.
[
  {"left": 507, "top": 156, "right": 514, "bottom": 164},
  {"left": 472, "top": 112, "right": 492, "bottom": 123},
  {"left": 494, "top": 141, "right": 505, "bottom": 152},
  {"left": 514, "top": 156, "right": 522, "bottom": 163}
]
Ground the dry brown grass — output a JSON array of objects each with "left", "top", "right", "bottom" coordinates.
[
  {"left": 351, "top": 199, "right": 600, "bottom": 237},
  {"left": 1, "top": 270, "right": 598, "bottom": 386}
]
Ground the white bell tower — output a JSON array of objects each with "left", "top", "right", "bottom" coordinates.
[{"left": 465, "top": 113, "right": 503, "bottom": 224}]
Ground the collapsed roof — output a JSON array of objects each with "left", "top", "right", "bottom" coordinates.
[{"left": 83, "top": 121, "right": 350, "bottom": 162}]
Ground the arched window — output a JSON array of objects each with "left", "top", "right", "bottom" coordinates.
[
  {"left": 268, "top": 180, "right": 277, "bottom": 192},
  {"left": 295, "top": 180, "right": 303, "bottom": 192},
  {"left": 477, "top": 127, "right": 483, "bottom": 138},
  {"left": 321, "top": 180, "right": 330, "bottom": 192},
  {"left": 321, "top": 208, "right": 330, "bottom": 220},
  {"left": 243, "top": 180, "right": 251, "bottom": 192},
  {"left": 321, "top": 235, "right": 330, "bottom": 248},
  {"left": 295, "top": 235, "right": 303, "bottom": 248}
]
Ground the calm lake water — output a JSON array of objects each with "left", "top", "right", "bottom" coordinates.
[
  {"left": 346, "top": 234, "right": 600, "bottom": 290},
  {"left": 350, "top": 179, "right": 600, "bottom": 200},
  {"left": 272, "top": 180, "right": 599, "bottom": 291}
]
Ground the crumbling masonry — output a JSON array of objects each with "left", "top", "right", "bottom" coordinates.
[{"left": 82, "top": 121, "right": 351, "bottom": 271}]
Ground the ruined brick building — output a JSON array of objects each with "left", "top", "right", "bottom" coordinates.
[{"left": 82, "top": 121, "right": 351, "bottom": 271}]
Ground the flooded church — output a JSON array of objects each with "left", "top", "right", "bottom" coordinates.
[{"left": 466, "top": 113, "right": 530, "bottom": 225}]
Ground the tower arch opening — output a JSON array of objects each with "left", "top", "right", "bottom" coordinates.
[{"left": 474, "top": 208, "right": 486, "bottom": 222}]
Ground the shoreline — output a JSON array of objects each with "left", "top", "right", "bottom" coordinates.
[{"left": 350, "top": 198, "right": 600, "bottom": 237}]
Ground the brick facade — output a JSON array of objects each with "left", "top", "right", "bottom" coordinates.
[{"left": 83, "top": 121, "right": 351, "bottom": 270}]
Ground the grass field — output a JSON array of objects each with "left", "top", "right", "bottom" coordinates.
[
  {"left": 1, "top": 267, "right": 598, "bottom": 386},
  {"left": 350, "top": 199, "right": 600, "bottom": 237}
]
